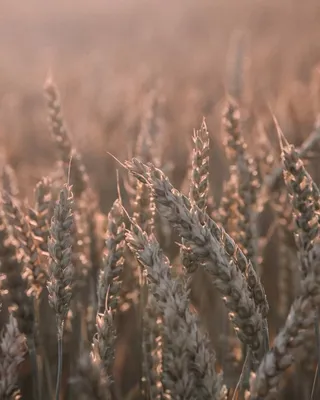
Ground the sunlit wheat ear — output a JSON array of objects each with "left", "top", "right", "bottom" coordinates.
[
  {"left": 47, "top": 184, "right": 74, "bottom": 400},
  {"left": 250, "top": 251, "right": 320, "bottom": 398},
  {"left": 126, "top": 224, "right": 166, "bottom": 398},
  {"left": 92, "top": 197, "right": 125, "bottom": 394},
  {"left": 132, "top": 179, "right": 155, "bottom": 235},
  {"left": 222, "top": 99, "right": 260, "bottom": 204},
  {"left": 250, "top": 124, "right": 320, "bottom": 398},
  {"left": 98, "top": 199, "right": 125, "bottom": 314},
  {"left": 222, "top": 99, "right": 260, "bottom": 271},
  {"left": 47, "top": 184, "right": 74, "bottom": 335},
  {"left": 0, "top": 314, "right": 27, "bottom": 400},
  {"left": 270, "top": 188, "right": 296, "bottom": 322},
  {"left": 183, "top": 118, "right": 210, "bottom": 270},
  {"left": 126, "top": 158, "right": 265, "bottom": 356},
  {"left": 276, "top": 121, "right": 319, "bottom": 277},
  {"left": 189, "top": 118, "right": 210, "bottom": 212}
]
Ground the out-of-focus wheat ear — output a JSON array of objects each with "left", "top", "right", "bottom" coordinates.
[
  {"left": 92, "top": 200, "right": 125, "bottom": 390},
  {"left": 203, "top": 210, "right": 269, "bottom": 343},
  {"left": 131, "top": 92, "right": 160, "bottom": 235},
  {"left": 216, "top": 165, "right": 240, "bottom": 234},
  {"left": 83, "top": 187, "right": 104, "bottom": 278},
  {"left": 71, "top": 351, "right": 111, "bottom": 400},
  {"left": 0, "top": 212, "right": 34, "bottom": 337},
  {"left": 270, "top": 189, "right": 296, "bottom": 326},
  {"left": 67, "top": 197, "right": 94, "bottom": 374},
  {"left": 276, "top": 122, "right": 320, "bottom": 398},
  {"left": 271, "top": 188, "right": 296, "bottom": 241},
  {"left": 180, "top": 140, "right": 194, "bottom": 196},
  {"left": 125, "top": 159, "right": 266, "bottom": 360},
  {"left": 44, "top": 75, "right": 89, "bottom": 199},
  {"left": 189, "top": 118, "right": 210, "bottom": 212},
  {"left": 142, "top": 292, "right": 164, "bottom": 400},
  {"left": 126, "top": 215, "right": 163, "bottom": 398},
  {"left": 98, "top": 199, "right": 125, "bottom": 315},
  {"left": 47, "top": 184, "right": 74, "bottom": 400},
  {"left": 250, "top": 248, "right": 320, "bottom": 398},
  {"left": 0, "top": 314, "right": 27, "bottom": 400},
  {"left": 225, "top": 30, "right": 247, "bottom": 103},
  {"left": 1, "top": 163, "right": 20, "bottom": 198},
  {"left": 28, "top": 177, "right": 53, "bottom": 253},
  {"left": 255, "top": 122, "right": 276, "bottom": 180},
  {"left": 276, "top": 226, "right": 293, "bottom": 324},
  {"left": 257, "top": 119, "right": 320, "bottom": 215},
  {"left": 276, "top": 121, "right": 319, "bottom": 277},
  {"left": 92, "top": 308, "right": 117, "bottom": 384},
  {"left": 222, "top": 99, "right": 260, "bottom": 272},
  {"left": 132, "top": 180, "right": 155, "bottom": 235},
  {"left": 222, "top": 100, "right": 259, "bottom": 200},
  {"left": 72, "top": 199, "right": 93, "bottom": 308},
  {"left": 126, "top": 222, "right": 225, "bottom": 399},
  {"left": 2, "top": 192, "right": 46, "bottom": 299},
  {"left": 182, "top": 119, "right": 211, "bottom": 268},
  {"left": 136, "top": 88, "right": 163, "bottom": 166}
]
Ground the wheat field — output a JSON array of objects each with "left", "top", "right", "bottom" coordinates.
[{"left": 1, "top": 1, "right": 320, "bottom": 399}]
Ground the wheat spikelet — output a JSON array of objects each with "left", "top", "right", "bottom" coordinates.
[
  {"left": 47, "top": 184, "right": 74, "bottom": 336},
  {"left": 189, "top": 118, "right": 210, "bottom": 212},
  {"left": 223, "top": 99, "right": 260, "bottom": 270}
]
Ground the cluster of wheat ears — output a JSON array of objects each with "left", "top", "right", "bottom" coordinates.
[{"left": 1, "top": 74, "right": 320, "bottom": 400}]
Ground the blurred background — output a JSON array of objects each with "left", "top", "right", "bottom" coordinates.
[{"left": 1, "top": 0, "right": 320, "bottom": 206}]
